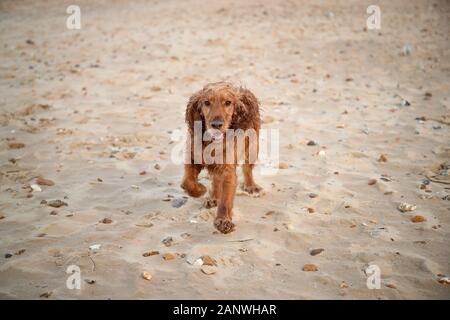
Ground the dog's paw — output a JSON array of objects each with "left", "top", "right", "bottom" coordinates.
[
  {"left": 181, "top": 182, "right": 207, "bottom": 198},
  {"left": 242, "top": 184, "right": 264, "bottom": 196},
  {"left": 214, "top": 217, "right": 235, "bottom": 234},
  {"left": 203, "top": 198, "right": 218, "bottom": 208}
]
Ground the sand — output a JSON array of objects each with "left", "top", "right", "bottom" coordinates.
[{"left": 0, "top": 0, "right": 449, "bottom": 299}]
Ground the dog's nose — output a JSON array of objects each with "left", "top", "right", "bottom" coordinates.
[{"left": 211, "top": 120, "right": 223, "bottom": 129}]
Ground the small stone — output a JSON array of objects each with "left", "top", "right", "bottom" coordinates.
[
  {"left": 201, "top": 265, "right": 217, "bottom": 275},
  {"left": 47, "top": 200, "right": 67, "bottom": 208},
  {"left": 85, "top": 279, "right": 96, "bottom": 285},
  {"left": 307, "top": 140, "right": 317, "bottom": 146},
  {"left": 398, "top": 202, "right": 417, "bottom": 212},
  {"left": 411, "top": 215, "right": 426, "bottom": 223},
  {"left": 142, "top": 251, "right": 159, "bottom": 257},
  {"left": 162, "top": 253, "right": 175, "bottom": 260},
  {"left": 340, "top": 281, "right": 349, "bottom": 288},
  {"left": 0, "top": 215, "right": 5, "bottom": 220},
  {"left": 100, "top": 218, "right": 113, "bottom": 224},
  {"left": 89, "top": 244, "right": 101, "bottom": 251},
  {"left": 378, "top": 154, "right": 388, "bottom": 162},
  {"left": 142, "top": 271, "right": 152, "bottom": 281},
  {"left": 385, "top": 283, "right": 397, "bottom": 289},
  {"left": 154, "top": 164, "right": 161, "bottom": 170},
  {"left": 5, "top": 253, "right": 12, "bottom": 258},
  {"left": 40, "top": 292, "right": 52, "bottom": 298},
  {"left": 307, "top": 207, "right": 315, "bottom": 214},
  {"left": 368, "top": 179, "right": 377, "bottom": 185},
  {"left": 201, "top": 255, "right": 217, "bottom": 266},
  {"left": 162, "top": 236, "right": 174, "bottom": 247},
  {"left": 302, "top": 264, "right": 319, "bottom": 272},
  {"left": 139, "top": 171, "right": 147, "bottom": 175},
  {"left": 262, "top": 115, "right": 275, "bottom": 124},
  {"left": 310, "top": 248, "right": 324, "bottom": 256},
  {"left": 8, "top": 142, "right": 25, "bottom": 149},
  {"left": 36, "top": 177, "right": 55, "bottom": 186},
  {"left": 438, "top": 276, "right": 450, "bottom": 285},
  {"left": 15, "top": 249, "right": 25, "bottom": 255},
  {"left": 198, "top": 211, "right": 210, "bottom": 221},
  {"left": 30, "top": 184, "right": 42, "bottom": 192},
  {"left": 50, "top": 210, "right": 58, "bottom": 215},
  {"left": 171, "top": 198, "right": 187, "bottom": 208},
  {"left": 308, "top": 193, "right": 318, "bottom": 198},
  {"left": 279, "top": 162, "right": 288, "bottom": 169}
]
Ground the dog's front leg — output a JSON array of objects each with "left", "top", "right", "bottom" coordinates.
[
  {"left": 181, "top": 164, "right": 206, "bottom": 197},
  {"left": 214, "top": 165, "right": 237, "bottom": 234}
]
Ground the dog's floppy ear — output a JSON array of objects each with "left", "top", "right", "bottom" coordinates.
[
  {"left": 185, "top": 90, "right": 204, "bottom": 134},
  {"left": 232, "top": 87, "right": 260, "bottom": 128}
]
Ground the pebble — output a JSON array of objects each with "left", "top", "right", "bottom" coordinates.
[
  {"left": 8, "top": 142, "right": 25, "bottom": 149},
  {"left": 307, "top": 207, "right": 315, "bottom": 214},
  {"left": 307, "top": 140, "right": 317, "bottom": 146},
  {"left": 85, "top": 279, "right": 96, "bottom": 285},
  {"left": 40, "top": 292, "right": 52, "bottom": 298},
  {"left": 201, "top": 265, "right": 217, "bottom": 275},
  {"left": 36, "top": 177, "right": 55, "bottom": 186},
  {"left": 302, "top": 264, "right": 319, "bottom": 272},
  {"left": 411, "top": 215, "right": 426, "bottom": 223},
  {"left": 262, "top": 115, "right": 275, "bottom": 124},
  {"left": 398, "top": 202, "right": 417, "bottom": 212},
  {"left": 368, "top": 179, "right": 377, "bottom": 185},
  {"left": 30, "top": 184, "right": 42, "bottom": 192},
  {"left": 89, "top": 244, "right": 101, "bottom": 251},
  {"left": 47, "top": 200, "right": 67, "bottom": 208},
  {"left": 162, "top": 253, "right": 175, "bottom": 260},
  {"left": 279, "top": 162, "right": 288, "bottom": 169},
  {"left": 310, "top": 248, "right": 325, "bottom": 256},
  {"left": 171, "top": 198, "right": 187, "bottom": 208},
  {"left": 378, "top": 154, "right": 388, "bottom": 162},
  {"left": 100, "top": 218, "right": 113, "bottom": 224},
  {"left": 142, "top": 251, "right": 159, "bottom": 257},
  {"left": 438, "top": 276, "right": 450, "bottom": 285},
  {"left": 154, "top": 164, "right": 161, "bottom": 170},
  {"left": 199, "top": 211, "right": 210, "bottom": 221},
  {"left": 5, "top": 253, "right": 12, "bottom": 258},
  {"left": 308, "top": 193, "right": 318, "bottom": 198},
  {"left": 201, "top": 255, "right": 217, "bottom": 266},
  {"left": 142, "top": 271, "right": 152, "bottom": 281},
  {"left": 162, "top": 236, "right": 174, "bottom": 247}
]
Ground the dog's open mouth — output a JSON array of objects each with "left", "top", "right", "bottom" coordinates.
[{"left": 206, "top": 129, "right": 224, "bottom": 143}]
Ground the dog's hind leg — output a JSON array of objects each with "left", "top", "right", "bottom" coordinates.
[{"left": 242, "top": 163, "right": 263, "bottom": 195}]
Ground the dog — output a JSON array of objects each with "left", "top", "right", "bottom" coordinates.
[{"left": 181, "top": 82, "right": 262, "bottom": 234}]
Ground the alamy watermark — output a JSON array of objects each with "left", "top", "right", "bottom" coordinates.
[
  {"left": 170, "top": 121, "right": 280, "bottom": 176},
  {"left": 366, "top": 5, "right": 381, "bottom": 30},
  {"left": 66, "top": 5, "right": 81, "bottom": 30}
]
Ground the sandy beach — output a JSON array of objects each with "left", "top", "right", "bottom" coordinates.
[{"left": 0, "top": 0, "right": 449, "bottom": 299}]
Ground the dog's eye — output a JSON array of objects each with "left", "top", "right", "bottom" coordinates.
[
  {"left": 204, "top": 101, "right": 211, "bottom": 106},
  {"left": 225, "top": 100, "right": 232, "bottom": 106}
]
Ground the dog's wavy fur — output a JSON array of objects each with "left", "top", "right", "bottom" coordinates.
[{"left": 181, "top": 82, "right": 262, "bottom": 234}]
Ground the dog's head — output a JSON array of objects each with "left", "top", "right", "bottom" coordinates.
[{"left": 186, "top": 82, "right": 245, "bottom": 142}]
